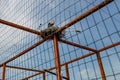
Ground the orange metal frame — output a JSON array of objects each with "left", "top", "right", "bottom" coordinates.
[{"left": 0, "top": 0, "right": 118, "bottom": 80}]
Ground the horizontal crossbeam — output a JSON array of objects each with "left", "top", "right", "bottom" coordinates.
[
  {"left": 22, "top": 41, "right": 120, "bottom": 79},
  {"left": 0, "top": 19, "right": 42, "bottom": 35},
  {"left": 6, "top": 65, "right": 44, "bottom": 73}
]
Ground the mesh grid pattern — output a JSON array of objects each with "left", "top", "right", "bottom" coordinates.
[{"left": 0, "top": 0, "right": 120, "bottom": 80}]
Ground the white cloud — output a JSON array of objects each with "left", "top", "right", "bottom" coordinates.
[
  {"left": 77, "top": 68, "right": 96, "bottom": 80},
  {"left": 80, "top": 69, "right": 88, "bottom": 79}
]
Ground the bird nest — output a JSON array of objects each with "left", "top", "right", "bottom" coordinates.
[{"left": 41, "top": 27, "right": 65, "bottom": 39}]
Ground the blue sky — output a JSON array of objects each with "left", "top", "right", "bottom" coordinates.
[{"left": 0, "top": 0, "right": 120, "bottom": 80}]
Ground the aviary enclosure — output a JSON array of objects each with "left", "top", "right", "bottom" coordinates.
[{"left": 0, "top": 0, "right": 120, "bottom": 80}]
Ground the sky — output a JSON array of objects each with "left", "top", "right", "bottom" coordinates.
[{"left": 0, "top": 0, "right": 120, "bottom": 80}]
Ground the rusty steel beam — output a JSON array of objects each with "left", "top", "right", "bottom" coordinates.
[
  {"left": 22, "top": 52, "right": 96, "bottom": 79},
  {"left": 98, "top": 41, "right": 120, "bottom": 52},
  {"left": 0, "top": 38, "right": 48, "bottom": 66},
  {"left": 0, "top": 0, "right": 113, "bottom": 66},
  {"left": 22, "top": 79, "right": 28, "bottom": 80},
  {"left": 0, "top": 0, "right": 114, "bottom": 80},
  {"left": 0, "top": 64, "right": 2, "bottom": 67},
  {"left": 0, "top": 0, "right": 113, "bottom": 37},
  {"left": 22, "top": 72, "right": 42, "bottom": 80},
  {"left": 43, "top": 72, "right": 46, "bottom": 80},
  {"left": 57, "top": 0, "right": 113, "bottom": 33},
  {"left": 65, "top": 64, "right": 70, "bottom": 80},
  {"left": 61, "top": 42, "right": 120, "bottom": 66},
  {"left": 2, "top": 64, "right": 6, "bottom": 80},
  {"left": 23, "top": 71, "right": 57, "bottom": 80},
  {"left": 62, "top": 52, "right": 95, "bottom": 66},
  {"left": 59, "top": 39, "right": 98, "bottom": 52},
  {"left": 6, "top": 65, "right": 44, "bottom": 73},
  {"left": 22, "top": 41, "right": 119, "bottom": 79},
  {"left": 53, "top": 35, "right": 62, "bottom": 80},
  {"left": 44, "top": 69, "right": 68, "bottom": 79},
  {"left": 0, "top": 19, "right": 41, "bottom": 35},
  {"left": 96, "top": 53, "right": 106, "bottom": 80}
]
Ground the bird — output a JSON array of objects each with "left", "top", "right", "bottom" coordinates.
[{"left": 48, "top": 20, "right": 55, "bottom": 27}]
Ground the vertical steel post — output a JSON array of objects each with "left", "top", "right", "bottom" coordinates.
[
  {"left": 2, "top": 64, "right": 6, "bottom": 80},
  {"left": 65, "top": 64, "right": 70, "bottom": 80},
  {"left": 43, "top": 72, "right": 46, "bottom": 80},
  {"left": 96, "top": 53, "right": 106, "bottom": 80},
  {"left": 53, "top": 35, "right": 62, "bottom": 80}
]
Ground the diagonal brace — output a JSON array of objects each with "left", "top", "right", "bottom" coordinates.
[
  {"left": 44, "top": 69, "right": 68, "bottom": 80},
  {"left": 0, "top": 19, "right": 41, "bottom": 36},
  {"left": 59, "top": 39, "right": 98, "bottom": 52}
]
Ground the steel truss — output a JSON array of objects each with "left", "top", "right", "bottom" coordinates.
[{"left": 0, "top": 0, "right": 119, "bottom": 80}]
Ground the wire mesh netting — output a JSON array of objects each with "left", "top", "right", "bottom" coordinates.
[{"left": 0, "top": 0, "right": 120, "bottom": 80}]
